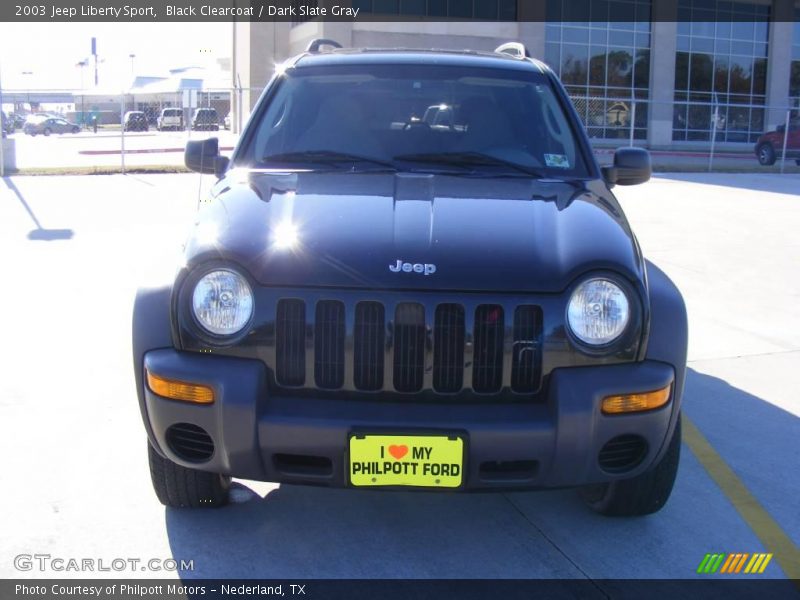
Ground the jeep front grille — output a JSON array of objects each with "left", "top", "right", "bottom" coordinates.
[
  {"left": 511, "top": 305, "right": 542, "bottom": 393},
  {"left": 276, "top": 299, "right": 306, "bottom": 386},
  {"left": 473, "top": 304, "right": 505, "bottom": 393},
  {"left": 314, "top": 300, "right": 345, "bottom": 389},
  {"left": 267, "top": 296, "right": 543, "bottom": 399},
  {"left": 433, "top": 303, "right": 465, "bottom": 393},
  {"left": 393, "top": 303, "right": 426, "bottom": 392},
  {"left": 353, "top": 301, "right": 385, "bottom": 391}
]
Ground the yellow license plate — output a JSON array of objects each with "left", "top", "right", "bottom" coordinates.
[{"left": 349, "top": 434, "right": 464, "bottom": 488}]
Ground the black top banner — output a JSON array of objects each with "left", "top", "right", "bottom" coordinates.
[{"left": 1, "top": 0, "right": 798, "bottom": 23}]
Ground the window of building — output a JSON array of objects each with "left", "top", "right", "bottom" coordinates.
[
  {"left": 673, "top": 0, "right": 770, "bottom": 143},
  {"left": 544, "top": 0, "right": 652, "bottom": 141},
  {"left": 791, "top": 8, "right": 800, "bottom": 107},
  {"left": 351, "top": 0, "right": 517, "bottom": 19}
]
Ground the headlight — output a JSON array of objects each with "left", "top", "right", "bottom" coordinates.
[
  {"left": 191, "top": 269, "right": 254, "bottom": 336},
  {"left": 567, "top": 278, "right": 630, "bottom": 346}
]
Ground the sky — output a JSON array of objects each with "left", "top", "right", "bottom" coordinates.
[{"left": 0, "top": 22, "right": 232, "bottom": 91}]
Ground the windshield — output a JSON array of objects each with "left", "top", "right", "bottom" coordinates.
[{"left": 238, "top": 63, "right": 590, "bottom": 178}]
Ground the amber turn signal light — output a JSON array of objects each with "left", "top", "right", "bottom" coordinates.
[
  {"left": 146, "top": 371, "right": 215, "bottom": 404},
  {"left": 601, "top": 384, "right": 671, "bottom": 415}
]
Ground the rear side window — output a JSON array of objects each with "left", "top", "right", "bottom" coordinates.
[{"left": 238, "top": 63, "right": 590, "bottom": 178}]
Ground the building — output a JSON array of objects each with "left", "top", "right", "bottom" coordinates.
[{"left": 233, "top": 0, "right": 799, "bottom": 149}]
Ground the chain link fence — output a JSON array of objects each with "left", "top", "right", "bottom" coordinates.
[
  {"left": 0, "top": 87, "right": 263, "bottom": 174},
  {"left": 2, "top": 87, "right": 799, "bottom": 174}
]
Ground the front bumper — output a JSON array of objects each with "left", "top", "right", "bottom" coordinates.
[{"left": 141, "top": 349, "right": 678, "bottom": 490}]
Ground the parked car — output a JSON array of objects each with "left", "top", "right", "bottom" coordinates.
[
  {"left": 1, "top": 112, "right": 14, "bottom": 135},
  {"left": 123, "top": 111, "right": 149, "bottom": 132},
  {"left": 134, "top": 40, "right": 687, "bottom": 516},
  {"left": 157, "top": 108, "right": 184, "bottom": 131},
  {"left": 755, "top": 118, "right": 800, "bottom": 165},
  {"left": 11, "top": 113, "right": 27, "bottom": 129},
  {"left": 192, "top": 107, "right": 220, "bottom": 131},
  {"left": 23, "top": 116, "right": 80, "bottom": 136}
]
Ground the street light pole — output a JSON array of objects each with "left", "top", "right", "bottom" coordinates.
[
  {"left": 128, "top": 54, "right": 136, "bottom": 111},
  {"left": 76, "top": 60, "right": 88, "bottom": 129}
]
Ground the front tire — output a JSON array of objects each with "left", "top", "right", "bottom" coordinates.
[
  {"left": 148, "top": 442, "right": 230, "bottom": 508},
  {"left": 580, "top": 415, "right": 681, "bottom": 517},
  {"left": 756, "top": 143, "right": 776, "bottom": 166}
]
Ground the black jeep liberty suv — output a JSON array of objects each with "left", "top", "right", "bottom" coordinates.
[{"left": 132, "top": 40, "right": 687, "bottom": 516}]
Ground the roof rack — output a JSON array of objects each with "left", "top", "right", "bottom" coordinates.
[
  {"left": 494, "top": 42, "right": 530, "bottom": 59},
  {"left": 306, "top": 39, "right": 343, "bottom": 53}
]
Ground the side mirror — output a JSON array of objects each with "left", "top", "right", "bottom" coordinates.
[
  {"left": 602, "top": 147, "right": 651, "bottom": 186},
  {"left": 185, "top": 138, "right": 229, "bottom": 178}
]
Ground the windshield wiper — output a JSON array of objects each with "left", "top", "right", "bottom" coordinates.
[
  {"left": 394, "top": 151, "right": 545, "bottom": 177},
  {"left": 262, "top": 150, "right": 397, "bottom": 171}
]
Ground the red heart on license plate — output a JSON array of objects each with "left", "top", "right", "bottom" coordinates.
[{"left": 388, "top": 445, "right": 408, "bottom": 460}]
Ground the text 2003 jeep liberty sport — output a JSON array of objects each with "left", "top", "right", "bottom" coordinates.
[{"left": 132, "top": 40, "right": 687, "bottom": 516}]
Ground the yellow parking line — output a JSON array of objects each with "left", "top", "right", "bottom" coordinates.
[{"left": 683, "top": 417, "right": 800, "bottom": 580}]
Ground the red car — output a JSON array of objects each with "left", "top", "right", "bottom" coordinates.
[{"left": 755, "top": 117, "right": 800, "bottom": 165}]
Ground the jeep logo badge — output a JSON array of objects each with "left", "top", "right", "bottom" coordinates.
[{"left": 390, "top": 260, "right": 436, "bottom": 276}]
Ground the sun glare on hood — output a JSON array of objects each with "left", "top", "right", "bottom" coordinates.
[{"left": 273, "top": 221, "right": 299, "bottom": 250}]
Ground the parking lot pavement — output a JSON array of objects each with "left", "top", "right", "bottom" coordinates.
[{"left": 0, "top": 173, "right": 797, "bottom": 581}]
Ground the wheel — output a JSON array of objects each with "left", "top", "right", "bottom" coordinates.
[
  {"left": 147, "top": 441, "right": 230, "bottom": 508},
  {"left": 43, "top": 128, "right": 51, "bottom": 136},
  {"left": 580, "top": 414, "right": 681, "bottom": 517},
  {"left": 72, "top": 126, "right": 79, "bottom": 134},
  {"left": 756, "top": 143, "right": 776, "bottom": 166}
]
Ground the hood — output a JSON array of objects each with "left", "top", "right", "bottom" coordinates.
[{"left": 184, "top": 170, "right": 644, "bottom": 293}]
